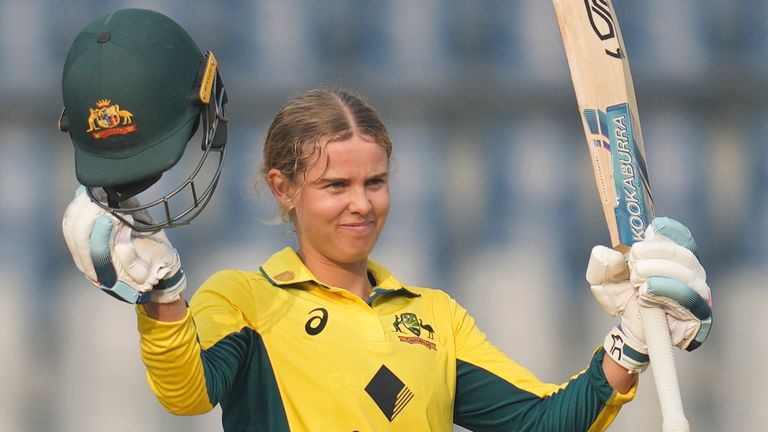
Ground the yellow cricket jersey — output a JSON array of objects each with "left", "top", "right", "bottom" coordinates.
[{"left": 137, "top": 247, "right": 636, "bottom": 431}]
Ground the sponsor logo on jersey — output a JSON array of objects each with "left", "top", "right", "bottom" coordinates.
[
  {"left": 393, "top": 312, "right": 436, "bottom": 351},
  {"left": 305, "top": 307, "right": 328, "bottom": 335},
  {"left": 365, "top": 365, "right": 413, "bottom": 422},
  {"left": 86, "top": 99, "right": 137, "bottom": 139}
]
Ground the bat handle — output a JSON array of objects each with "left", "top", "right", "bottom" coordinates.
[{"left": 639, "top": 306, "right": 690, "bottom": 432}]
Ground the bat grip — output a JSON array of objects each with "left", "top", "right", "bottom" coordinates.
[{"left": 639, "top": 306, "right": 690, "bottom": 432}]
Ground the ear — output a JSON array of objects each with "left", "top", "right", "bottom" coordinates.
[{"left": 266, "top": 168, "right": 295, "bottom": 211}]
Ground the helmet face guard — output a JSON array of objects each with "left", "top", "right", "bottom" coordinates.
[{"left": 86, "top": 67, "right": 229, "bottom": 232}]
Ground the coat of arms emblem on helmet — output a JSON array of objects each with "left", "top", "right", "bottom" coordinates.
[{"left": 87, "top": 99, "right": 136, "bottom": 139}]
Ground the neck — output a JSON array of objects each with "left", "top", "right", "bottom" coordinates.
[{"left": 297, "top": 250, "right": 372, "bottom": 300}]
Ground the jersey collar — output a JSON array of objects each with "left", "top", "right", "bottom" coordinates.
[{"left": 259, "top": 247, "right": 418, "bottom": 296}]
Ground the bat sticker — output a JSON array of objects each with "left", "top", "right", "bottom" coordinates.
[
  {"left": 583, "top": 108, "right": 610, "bottom": 150},
  {"left": 605, "top": 103, "right": 652, "bottom": 243}
]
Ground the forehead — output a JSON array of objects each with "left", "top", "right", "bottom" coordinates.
[{"left": 308, "top": 134, "right": 389, "bottom": 178}]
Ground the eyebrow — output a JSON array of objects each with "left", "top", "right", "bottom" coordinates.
[{"left": 313, "top": 172, "right": 389, "bottom": 185}]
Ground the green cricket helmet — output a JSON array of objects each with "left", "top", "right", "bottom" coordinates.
[{"left": 60, "top": 8, "right": 228, "bottom": 231}]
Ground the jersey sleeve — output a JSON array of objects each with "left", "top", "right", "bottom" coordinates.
[
  {"left": 449, "top": 296, "right": 636, "bottom": 431},
  {"left": 136, "top": 270, "right": 255, "bottom": 416}
]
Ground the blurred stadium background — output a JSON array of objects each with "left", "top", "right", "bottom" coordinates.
[{"left": 0, "top": 0, "right": 765, "bottom": 431}]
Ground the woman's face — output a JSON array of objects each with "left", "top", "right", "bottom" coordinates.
[{"left": 288, "top": 134, "right": 390, "bottom": 266}]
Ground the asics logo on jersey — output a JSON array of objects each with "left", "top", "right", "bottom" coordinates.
[{"left": 305, "top": 307, "right": 328, "bottom": 335}]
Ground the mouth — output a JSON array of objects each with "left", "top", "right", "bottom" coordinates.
[{"left": 339, "top": 221, "right": 375, "bottom": 233}]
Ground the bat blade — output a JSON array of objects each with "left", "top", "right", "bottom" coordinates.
[
  {"left": 553, "top": 0, "right": 653, "bottom": 250},
  {"left": 553, "top": 1, "right": 690, "bottom": 431}
]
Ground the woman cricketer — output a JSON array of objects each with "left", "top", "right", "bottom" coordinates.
[{"left": 60, "top": 11, "right": 712, "bottom": 432}]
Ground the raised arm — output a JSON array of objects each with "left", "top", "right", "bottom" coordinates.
[
  {"left": 62, "top": 190, "right": 247, "bottom": 416},
  {"left": 449, "top": 295, "right": 634, "bottom": 432}
]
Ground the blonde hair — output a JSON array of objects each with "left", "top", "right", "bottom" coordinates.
[{"left": 259, "top": 88, "right": 393, "bottom": 220}]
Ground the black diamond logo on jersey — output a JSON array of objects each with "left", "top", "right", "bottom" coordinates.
[{"left": 364, "top": 365, "right": 413, "bottom": 421}]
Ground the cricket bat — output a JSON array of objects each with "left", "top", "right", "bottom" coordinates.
[{"left": 552, "top": 1, "right": 690, "bottom": 430}]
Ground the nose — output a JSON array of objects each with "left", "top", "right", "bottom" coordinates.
[{"left": 348, "top": 185, "right": 373, "bottom": 215}]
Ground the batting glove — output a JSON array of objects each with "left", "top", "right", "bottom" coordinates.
[
  {"left": 587, "top": 217, "right": 712, "bottom": 373},
  {"left": 62, "top": 187, "right": 186, "bottom": 304}
]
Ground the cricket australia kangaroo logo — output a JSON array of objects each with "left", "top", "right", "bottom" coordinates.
[
  {"left": 86, "top": 99, "right": 137, "bottom": 139},
  {"left": 393, "top": 313, "right": 436, "bottom": 351}
]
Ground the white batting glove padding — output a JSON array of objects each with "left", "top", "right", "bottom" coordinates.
[
  {"left": 629, "top": 218, "right": 712, "bottom": 352},
  {"left": 62, "top": 187, "right": 186, "bottom": 304},
  {"left": 587, "top": 245, "right": 649, "bottom": 372},
  {"left": 587, "top": 245, "right": 632, "bottom": 317}
]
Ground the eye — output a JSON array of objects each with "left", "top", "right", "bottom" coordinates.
[
  {"left": 366, "top": 177, "right": 387, "bottom": 187},
  {"left": 325, "top": 181, "right": 346, "bottom": 190}
]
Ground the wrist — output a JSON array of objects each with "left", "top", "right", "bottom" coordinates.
[
  {"left": 143, "top": 298, "right": 187, "bottom": 321},
  {"left": 149, "top": 268, "right": 187, "bottom": 304},
  {"left": 604, "top": 326, "right": 649, "bottom": 373}
]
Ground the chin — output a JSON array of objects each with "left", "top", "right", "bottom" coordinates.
[
  {"left": 333, "top": 243, "right": 376, "bottom": 264},
  {"left": 339, "top": 250, "right": 373, "bottom": 264}
]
